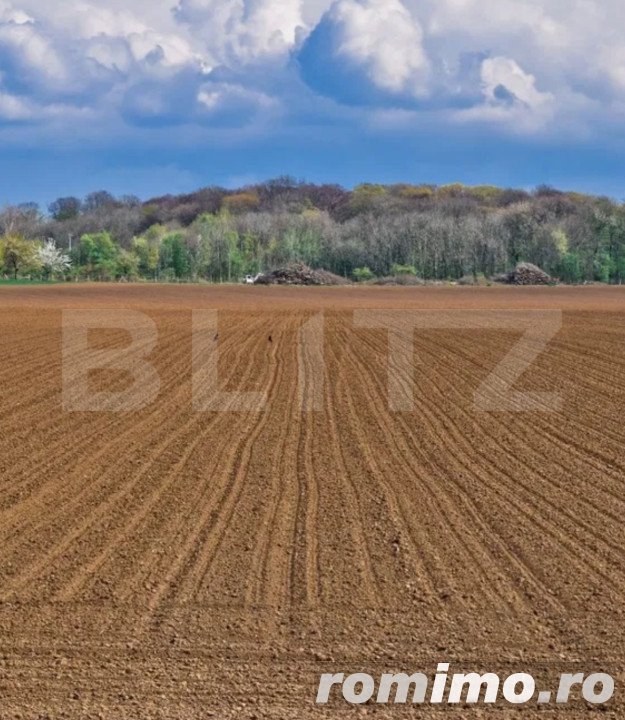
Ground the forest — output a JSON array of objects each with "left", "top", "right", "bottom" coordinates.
[{"left": 1, "top": 177, "right": 624, "bottom": 284}]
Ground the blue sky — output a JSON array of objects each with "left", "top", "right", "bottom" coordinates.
[{"left": 1, "top": 0, "right": 625, "bottom": 207}]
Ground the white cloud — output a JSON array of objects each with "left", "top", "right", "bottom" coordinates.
[
  {"left": 415, "top": 0, "right": 625, "bottom": 103},
  {"left": 328, "top": 0, "right": 429, "bottom": 96},
  {"left": 0, "top": 0, "right": 31, "bottom": 24},
  {"left": 447, "top": 57, "right": 556, "bottom": 134},
  {"left": 197, "top": 84, "right": 274, "bottom": 112},
  {"left": 0, "top": 90, "right": 32, "bottom": 119},
  {"left": 482, "top": 57, "right": 552, "bottom": 107},
  {"left": 0, "top": 0, "right": 623, "bottom": 142},
  {"left": 0, "top": 20, "right": 68, "bottom": 84},
  {"left": 174, "top": 0, "right": 309, "bottom": 65}
]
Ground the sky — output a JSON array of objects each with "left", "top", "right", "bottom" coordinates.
[{"left": 1, "top": 0, "right": 625, "bottom": 207}]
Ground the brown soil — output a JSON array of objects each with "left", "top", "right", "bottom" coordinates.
[{"left": 0, "top": 283, "right": 624, "bottom": 718}]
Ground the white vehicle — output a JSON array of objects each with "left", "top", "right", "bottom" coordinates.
[{"left": 244, "top": 273, "right": 261, "bottom": 284}]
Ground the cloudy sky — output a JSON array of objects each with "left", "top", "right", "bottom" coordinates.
[{"left": 1, "top": 0, "right": 624, "bottom": 205}]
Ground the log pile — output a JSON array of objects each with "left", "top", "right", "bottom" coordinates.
[
  {"left": 254, "top": 263, "right": 348, "bottom": 286},
  {"left": 496, "top": 262, "right": 554, "bottom": 285}
]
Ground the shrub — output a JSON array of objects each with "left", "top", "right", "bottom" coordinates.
[
  {"left": 353, "top": 266, "right": 375, "bottom": 282},
  {"left": 390, "top": 263, "right": 417, "bottom": 276}
]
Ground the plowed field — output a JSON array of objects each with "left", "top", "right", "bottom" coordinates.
[{"left": 0, "top": 283, "right": 624, "bottom": 718}]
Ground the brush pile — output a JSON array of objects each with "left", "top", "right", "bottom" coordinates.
[{"left": 254, "top": 263, "right": 348, "bottom": 285}]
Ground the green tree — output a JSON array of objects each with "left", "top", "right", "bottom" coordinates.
[
  {"left": 558, "top": 252, "right": 583, "bottom": 283},
  {"left": 594, "top": 250, "right": 615, "bottom": 283},
  {"left": 116, "top": 249, "right": 140, "bottom": 279},
  {"left": 0, "top": 235, "right": 39, "bottom": 279},
  {"left": 160, "top": 233, "right": 189, "bottom": 279},
  {"left": 78, "top": 232, "right": 119, "bottom": 279},
  {"left": 132, "top": 236, "right": 160, "bottom": 279}
]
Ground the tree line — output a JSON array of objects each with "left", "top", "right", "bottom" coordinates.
[{"left": 1, "top": 178, "right": 625, "bottom": 283}]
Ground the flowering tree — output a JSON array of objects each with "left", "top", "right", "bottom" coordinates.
[{"left": 38, "top": 239, "right": 71, "bottom": 279}]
